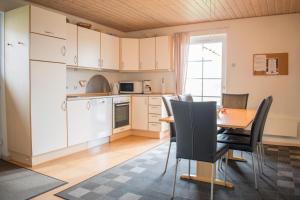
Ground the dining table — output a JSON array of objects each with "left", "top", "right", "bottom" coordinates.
[{"left": 159, "top": 108, "right": 256, "bottom": 189}]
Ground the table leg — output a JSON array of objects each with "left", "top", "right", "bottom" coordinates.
[{"left": 180, "top": 161, "right": 234, "bottom": 188}]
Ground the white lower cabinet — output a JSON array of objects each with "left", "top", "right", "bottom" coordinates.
[
  {"left": 67, "top": 98, "right": 113, "bottom": 146},
  {"left": 30, "top": 61, "right": 67, "bottom": 155},
  {"left": 132, "top": 96, "right": 148, "bottom": 130},
  {"left": 67, "top": 100, "right": 90, "bottom": 146}
]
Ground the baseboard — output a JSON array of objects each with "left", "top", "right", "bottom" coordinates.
[{"left": 110, "top": 131, "right": 131, "bottom": 142}]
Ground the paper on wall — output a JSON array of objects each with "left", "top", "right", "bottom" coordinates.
[
  {"left": 267, "top": 58, "right": 279, "bottom": 74},
  {"left": 254, "top": 54, "right": 267, "bottom": 72}
]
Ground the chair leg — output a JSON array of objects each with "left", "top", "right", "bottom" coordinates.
[
  {"left": 188, "top": 160, "right": 191, "bottom": 178},
  {"left": 163, "top": 142, "right": 172, "bottom": 175},
  {"left": 220, "top": 156, "right": 223, "bottom": 170},
  {"left": 258, "top": 143, "right": 264, "bottom": 174},
  {"left": 210, "top": 163, "right": 215, "bottom": 200},
  {"left": 172, "top": 159, "right": 179, "bottom": 199},
  {"left": 261, "top": 143, "right": 266, "bottom": 165},
  {"left": 224, "top": 152, "right": 228, "bottom": 186},
  {"left": 251, "top": 153, "right": 258, "bottom": 190},
  {"left": 256, "top": 145, "right": 262, "bottom": 175}
]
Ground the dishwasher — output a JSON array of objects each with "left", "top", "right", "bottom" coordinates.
[{"left": 89, "top": 97, "right": 113, "bottom": 140}]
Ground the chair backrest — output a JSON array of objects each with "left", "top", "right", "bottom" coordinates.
[
  {"left": 171, "top": 100, "right": 217, "bottom": 162},
  {"left": 258, "top": 96, "right": 273, "bottom": 142},
  {"left": 178, "top": 94, "right": 193, "bottom": 102},
  {"left": 250, "top": 99, "right": 268, "bottom": 149},
  {"left": 162, "top": 96, "right": 178, "bottom": 139},
  {"left": 222, "top": 93, "right": 249, "bottom": 109}
]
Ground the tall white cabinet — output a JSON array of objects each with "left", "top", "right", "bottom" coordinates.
[
  {"left": 139, "top": 37, "right": 156, "bottom": 70},
  {"left": 120, "top": 38, "right": 139, "bottom": 71},
  {"left": 66, "top": 23, "right": 78, "bottom": 66},
  {"left": 5, "top": 5, "right": 67, "bottom": 165}
]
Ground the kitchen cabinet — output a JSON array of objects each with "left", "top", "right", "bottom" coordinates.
[
  {"left": 78, "top": 26, "right": 101, "bottom": 69},
  {"left": 139, "top": 37, "right": 155, "bottom": 70},
  {"left": 66, "top": 23, "right": 78, "bottom": 66},
  {"left": 120, "top": 38, "right": 139, "bottom": 70},
  {"left": 67, "top": 98, "right": 113, "bottom": 146},
  {"left": 30, "top": 5, "right": 66, "bottom": 39},
  {"left": 132, "top": 96, "right": 148, "bottom": 130},
  {"left": 156, "top": 36, "right": 172, "bottom": 70},
  {"left": 30, "top": 33, "right": 66, "bottom": 63},
  {"left": 5, "top": 5, "right": 68, "bottom": 165},
  {"left": 67, "top": 100, "right": 90, "bottom": 146},
  {"left": 31, "top": 61, "right": 67, "bottom": 155},
  {"left": 148, "top": 96, "right": 169, "bottom": 132},
  {"left": 100, "top": 33, "right": 119, "bottom": 70}
]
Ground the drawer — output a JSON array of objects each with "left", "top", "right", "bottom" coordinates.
[
  {"left": 149, "top": 114, "right": 161, "bottom": 123},
  {"left": 30, "top": 33, "right": 66, "bottom": 63},
  {"left": 149, "top": 105, "right": 161, "bottom": 114},
  {"left": 149, "top": 97, "right": 161, "bottom": 106},
  {"left": 148, "top": 122, "right": 161, "bottom": 132}
]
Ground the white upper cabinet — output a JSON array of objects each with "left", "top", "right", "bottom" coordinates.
[
  {"left": 66, "top": 23, "right": 78, "bottom": 66},
  {"left": 30, "top": 33, "right": 66, "bottom": 63},
  {"left": 78, "top": 26, "right": 101, "bottom": 69},
  {"left": 156, "top": 36, "right": 172, "bottom": 70},
  {"left": 30, "top": 6, "right": 66, "bottom": 39},
  {"left": 120, "top": 38, "right": 139, "bottom": 71},
  {"left": 100, "top": 33, "right": 119, "bottom": 70},
  {"left": 139, "top": 37, "right": 155, "bottom": 70}
]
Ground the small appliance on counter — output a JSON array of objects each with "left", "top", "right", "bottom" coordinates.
[
  {"left": 111, "top": 83, "right": 119, "bottom": 95},
  {"left": 119, "top": 81, "right": 143, "bottom": 94},
  {"left": 143, "top": 80, "right": 152, "bottom": 94}
]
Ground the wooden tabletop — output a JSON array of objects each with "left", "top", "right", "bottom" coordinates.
[{"left": 160, "top": 108, "right": 256, "bottom": 129}]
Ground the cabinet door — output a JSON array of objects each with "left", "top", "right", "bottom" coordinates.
[
  {"left": 30, "top": 33, "right": 66, "bottom": 63},
  {"left": 66, "top": 23, "right": 78, "bottom": 66},
  {"left": 78, "top": 27, "right": 100, "bottom": 69},
  {"left": 100, "top": 33, "right": 119, "bottom": 70},
  {"left": 132, "top": 96, "right": 148, "bottom": 130},
  {"left": 156, "top": 36, "right": 172, "bottom": 70},
  {"left": 120, "top": 38, "right": 139, "bottom": 70},
  {"left": 89, "top": 98, "right": 112, "bottom": 140},
  {"left": 67, "top": 100, "right": 91, "bottom": 146},
  {"left": 139, "top": 37, "right": 155, "bottom": 70},
  {"left": 30, "top": 6, "right": 66, "bottom": 39},
  {"left": 30, "top": 61, "right": 67, "bottom": 155}
]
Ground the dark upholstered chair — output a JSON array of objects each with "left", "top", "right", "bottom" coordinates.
[
  {"left": 171, "top": 101, "right": 229, "bottom": 200},
  {"left": 222, "top": 93, "right": 249, "bottom": 109},
  {"left": 162, "top": 95, "right": 178, "bottom": 174},
  {"left": 217, "top": 98, "right": 268, "bottom": 189},
  {"left": 178, "top": 94, "right": 193, "bottom": 102}
]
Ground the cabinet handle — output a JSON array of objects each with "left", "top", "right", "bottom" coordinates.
[
  {"left": 61, "top": 101, "right": 66, "bottom": 111},
  {"left": 74, "top": 56, "right": 77, "bottom": 64},
  {"left": 44, "top": 30, "right": 54, "bottom": 35},
  {"left": 7, "top": 43, "right": 13, "bottom": 47},
  {"left": 86, "top": 101, "right": 91, "bottom": 110},
  {"left": 17, "top": 41, "right": 24, "bottom": 45},
  {"left": 101, "top": 59, "right": 104, "bottom": 67},
  {"left": 61, "top": 46, "right": 66, "bottom": 56}
]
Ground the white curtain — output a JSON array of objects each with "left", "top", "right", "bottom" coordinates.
[{"left": 173, "top": 32, "right": 190, "bottom": 95}]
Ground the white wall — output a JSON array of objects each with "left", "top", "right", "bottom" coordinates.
[{"left": 127, "top": 14, "right": 300, "bottom": 139}]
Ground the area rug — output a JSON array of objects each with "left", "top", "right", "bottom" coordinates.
[
  {"left": 0, "top": 159, "right": 66, "bottom": 200},
  {"left": 56, "top": 143, "right": 300, "bottom": 200}
]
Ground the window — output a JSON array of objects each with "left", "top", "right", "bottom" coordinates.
[{"left": 185, "top": 35, "right": 225, "bottom": 105}]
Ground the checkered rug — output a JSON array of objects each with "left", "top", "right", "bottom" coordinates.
[{"left": 56, "top": 143, "right": 300, "bottom": 200}]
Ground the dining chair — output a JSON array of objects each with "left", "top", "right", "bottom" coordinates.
[
  {"left": 171, "top": 100, "right": 229, "bottom": 200},
  {"left": 162, "top": 95, "right": 178, "bottom": 174},
  {"left": 217, "top": 98, "right": 268, "bottom": 189},
  {"left": 222, "top": 93, "right": 249, "bottom": 109},
  {"left": 178, "top": 94, "right": 193, "bottom": 102}
]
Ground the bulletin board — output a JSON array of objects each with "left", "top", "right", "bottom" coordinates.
[{"left": 253, "top": 53, "right": 288, "bottom": 75}]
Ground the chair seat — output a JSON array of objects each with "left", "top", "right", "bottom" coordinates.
[
  {"left": 214, "top": 143, "right": 228, "bottom": 162},
  {"left": 222, "top": 129, "right": 251, "bottom": 137},
  {"left": 217, "top": 133, "right": 252, "bottom": 152}
]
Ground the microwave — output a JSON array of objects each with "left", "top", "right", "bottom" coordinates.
[{"left": 119, "top": 81, "right": 143, "bottom": 94}]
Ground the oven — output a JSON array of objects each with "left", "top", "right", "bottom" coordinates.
[{"left": 113, "top": 96, "right": 131, "bottom": 132}]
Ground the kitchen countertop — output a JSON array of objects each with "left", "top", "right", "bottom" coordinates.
[{"left": 66, "top": 93, "right": 175, "bottom": 101}]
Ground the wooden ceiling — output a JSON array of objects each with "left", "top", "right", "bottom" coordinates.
[{"left": 27, "top": 0, "right": 300, "bottom": 32}]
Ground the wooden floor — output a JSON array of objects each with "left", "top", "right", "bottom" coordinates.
[{"left": 29, "top": 135, "right": 167, "bottom": 200}]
